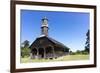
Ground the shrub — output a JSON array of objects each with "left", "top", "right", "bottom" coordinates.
[{"left": 21, "top": 47, "right": 30, "bottom": 58}]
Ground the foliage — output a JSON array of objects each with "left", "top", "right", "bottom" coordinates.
[
  {"left": 76, "top": 50, "right": 89, "bottom": 55},
  {"left": 69, "top": 51, "right": 76, "bottom": 55},
  {"left": 81, "top": 51, "right": 89, "bottom": 55},
  {"left": 69, "top": 30, "right": 90, "bottom": 55},
  {"left": 85, "top": 30, "right": 90, "bottom": 53},
  {"left": 21, "top": 47, "right": 30, "bottom": 58},
  {"left": 70, "top": 50, "right": 89, "bottom": 55},
  {"left": 76, "top": 50, "right": 81, "bottom": 54},
  {"left": 21, "top": 40, "right": 30, "bottom": 58},
  {"left": 21, "top": 40, "right": 30, "bottom": 48}
]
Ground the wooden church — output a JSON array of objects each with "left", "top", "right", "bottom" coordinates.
[{"left": 29, "top": 17, "right": 70, "bottom": 59}]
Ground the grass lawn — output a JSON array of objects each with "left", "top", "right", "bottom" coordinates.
[{"left": 21, "top": 54, "right": 89, "bottom": 63}]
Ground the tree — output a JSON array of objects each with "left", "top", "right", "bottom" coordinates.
[
  {"left": 21, "top": 40, "right": 30, "bottom": 48},
  {"left": 85, "top": 30, "right": 90, "bottom": 53},
  {"left": 76, "top": 50, "right": 82, "bottom": 54},
  {"left": 21, "top": 40, "right": 30, "bottom": 58},
  {"left": 69, "top": 51, "right": 76, "bottom": 55}
]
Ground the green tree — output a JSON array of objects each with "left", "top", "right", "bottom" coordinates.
[
  {"left": 21, "top": 40, "right": 30, "bottom": 58},
  {"left": 76, "top": 50, "right": 81, "bottom": 54},
  {"left": 85, "top": 30, "right": 90, "bottom": 53},
  {"left": 22, "top": 40, "right": 30, "bottom": 48},
  {"left": 21, "top": 47, "right": 30, "bottom": 58}
]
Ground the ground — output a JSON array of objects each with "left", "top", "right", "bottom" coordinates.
[{"left": 21, "top": 54, "right": 89, "bottom": 63}]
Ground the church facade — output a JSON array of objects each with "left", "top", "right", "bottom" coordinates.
[{"left": 29, "top": 17, "right": 70, "bottom": 59}]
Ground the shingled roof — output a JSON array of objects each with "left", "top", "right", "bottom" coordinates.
[{"left": 29, "top": 35, "right": 69, "bottom": 50}]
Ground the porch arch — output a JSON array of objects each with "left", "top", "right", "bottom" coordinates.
[
  {"left": 38, "top": 47, "right": 45, "bottom": 58},
  {"left": 45, "top": 45, "right": 55, "bottom": 59},
  {"left": 32, "top": 48, "right": 37, "bottom": 55}
]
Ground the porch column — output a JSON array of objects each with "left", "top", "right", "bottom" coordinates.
[
  {"left": 52, "top": 46, "right": 55, "bottom": 58},
  {"left": 44, "top": 47, "right": 46, "bottom": 58},
  {"left": 36, "top": 48, "right": 39, "bottom": 59},
  {"left": 30, "top": 52, "right": 33, "bottom": 59}
]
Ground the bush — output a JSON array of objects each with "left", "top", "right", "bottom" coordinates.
[
  {"left": 21, "top": 47, "right": 30, "bottom": 58},
  {"left": 75, "top": 50, "right": 82, "bottom": 54},
  {"left": 70, "top": 52, "right": 76, "bottom": 55},
  {"left": 70, "top": 51, "right": 76, "bottom": 55},
  {"left": 81, "top": 51, "right": 89, "bottom": 55}
]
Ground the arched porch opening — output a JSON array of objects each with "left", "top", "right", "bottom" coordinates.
[
  {"left": 45, "top": 46, "right": 55, "bottom": 59},
  {"left": 31, "top": 48, "right": 38, "bottom": 59},
  {"left": 32, "top": 48, "right": 37, "bottom": 55},
  {"left": 38, "top": 48, "right": 45, "bottom": 58}
]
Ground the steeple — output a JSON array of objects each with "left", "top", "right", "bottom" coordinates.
[{"left": 41, "top": 17, "right": 49, "bottom": 36}]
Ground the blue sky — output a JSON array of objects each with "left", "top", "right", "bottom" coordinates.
[{"left": 21, "top": 9, "right": 89, "bottom": 52}]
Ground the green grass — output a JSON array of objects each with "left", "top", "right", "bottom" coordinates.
[{"left": 21, "top": 54, "right": 89, "bottom": 63}]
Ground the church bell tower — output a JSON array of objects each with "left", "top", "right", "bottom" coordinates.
[{"left": 41, "top": 17, "right": 49, "bottom": 36}]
